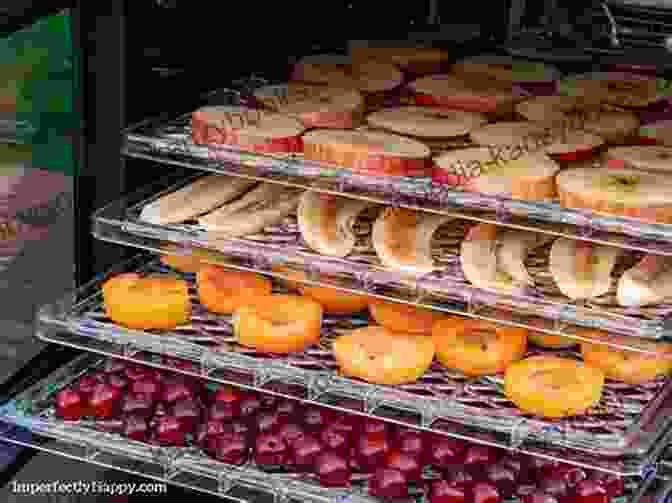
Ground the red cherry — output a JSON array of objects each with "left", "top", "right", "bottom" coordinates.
[
  {"left": 355, "top": 432, "right": 390, "bottom": 472},
  {"left": 553, "top": 465, "right": 588, "bottom": 487},
  {"left": 125, "top": 365, "right": 153, "bottom": 381},
  {"left": 276, "top": 399, "right": 302, "bottom": 419},
  {"left": 539, "top": 476, "right": 569, "bottom": 500},
  {"left": 517, "top": 484, "right": 538, "bottom": 497},
  {"left": 103, "top": 359, "right": 127, "bottom": 374},
  {"left": 523, "top": 491, "right": 559, "bottom": 503},
  {"left": 303, "top": 406, "right": 333, "bottom": 432},
  {"left": 208, "top": 401, "right": 238, "bottom": 422},
  {"left": 208, "top": 432, "right": 249, "bottom": 465},
  {"left": 574, "top": 480, "right": 608, "bottom": 503},
  {"left": 383, "top": 449, "right": 422, "bottom": 482},
  {"left": 430, "top": 479, "right": 467, "bottom": 503},
  {"left": 94, "top": 418, "right": 124, "bottom": 434},
  {"left": 485, "top": 462, "right": 517, "bottom": 498},
  {"left": 320, "top": 424, "right": 350, "bottom": 455},
  {"left": 212, "top": 385, "right": 242, "bottom": 404},
  {"left": 260, "top": 395, "right": 279, "bottom": 410},
  {"left": 161, "top": 380, "right": 194, "bottom": 404},
  {"left": 315, "top": 451, "right": 351, "bottom": 487},
  {"left": 277, "top": 422, "right": 306, "bottom": 447},
  {"left": 130, "top": 378, "right": 162, "bottom": 401},
  {"left": 395, "top": 428, "right": 425, "bottom": 457},
  {"left": 77, "top": 375, "right": 102, "bottom": 396},
  {"left": 369, "top": 468, "right": 408, "bottom": 498},
  {"left": 239, "top": 393, "right": 262, "bottom": 418},
  {"left": 195, "top": 419, "right": 227, "bottom": 447},
  {"left": 55, "top": 388, "right": 84, "bottom": 420},
  {"left": 121, "top": 392, "right": 155, "bottom": 418},
  {"left": 107, "top": 373, "right": 128, "bottom": 390},
  {"left": 362, "top": 418, "right": 388, "bottom": 435},
  {"left": 446, "top": 469, "right": 475, "bottom": 488},
  {"left": 172, "top": 398, "right": 202, "bottom": 433},
  {"left": 291, "top": 435, "right": 323, "bottom": 471},
  {"left": 254, "top": 433, "right": 287, "bottom": 466},
  {"left": 153, "top": 402, "right": 168, "bottom": 417},
  {"left": 123, "top": 415, "right": 149, "bottom": 442},
  {"left": 471, "top": 482, "right": 501, "bottom": 503},
  {"left": 89, "top": 383, "right": 121, "bottom": 418},
  {"left": 590, "top": 471, "right": 625, "bottom": 498},
  {"left": 161, "top": 356, "right": 197, "bottom": 372},
  {"left": 256, "top": 411, "right": 283, "bottom": 434},
  {"left": 428, "top": 436, "right": 467, "bottom": 468},
  {"left": 227, "top": 420, "right": 255, "bottom": 441},
  {"left": 153, "top": 415, "right": 186, "bottom": 446},
  {"left": 464, "top": 445, "right": 500, "bottom": 472}
]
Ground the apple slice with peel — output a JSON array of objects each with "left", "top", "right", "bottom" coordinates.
[
  {"left": 302, "top": 129, "right": 431, "bottom": 177},
  {"left": 556, "top": 166, "right": 672, "bottom": 224},
  {"left": 372, "top": 207, "right": 455, "bottom": 275},
  {"left": 549, "top": 238, "right": 622, "bottom": 301},
  {"left": 366, "top": 106, "right": 487, "bottom": 139},
  {"left": 191, "top": 105, "right": 305, "bottom": 153},
  {"left": 253, "top": 83, "right": 364, "bottom": 129},
  {"left": 639, "top": 120, "right": 672, "bottom": 147},
  {"left": 297, "top": 191, "right": 377, "bottom": 257},
  {"left": 348, "top": 46, "right": 450, "bottom": 76},
  {"left": 605, "top": 146, "right": 672, "bottom": 174},
  {"left": 617, "top": 254, "right": 672, "bottom": 307}
]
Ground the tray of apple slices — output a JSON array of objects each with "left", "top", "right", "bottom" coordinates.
[
  {"left": 123, "top": 77, "right": 672, "bottom": 257},
  {"left": 93, "top": 173, "right": 672, "bottom": 342},
  {"left": 3, "top": 351, "right": 672, "bottom": 503},
  {"left": 34, "top": 252, "right": 672, "bottom": 464}
]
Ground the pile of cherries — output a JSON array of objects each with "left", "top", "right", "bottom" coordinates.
[{"left": 56, "top": 357, "right": 626, "bottom": 503}]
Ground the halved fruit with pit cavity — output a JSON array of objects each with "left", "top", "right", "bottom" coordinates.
[
  {"left": 578, "top": 330, "right": 672, "bottom": 384},
  {"left": 369, "top": 299, "right": 446, "bottom": 335},
  {"left": 432, "top": 317, "right": 528, "bottom": 376},
  {"left": 528, "top": 333, "right": 577, "bottom": 349},
  {"left": 197, "top": 266, "right": 272, "bottom": 314},
  {"left": 102, "top": 273, "right": 191, "bottom": 330},
  {"left": 191, "top": 106, "right": 305, "bottom": 153},
  {"left": 233, "top": 294, "right": 322, "bottom": 353},
  {"left": 504, "top": 356, "right": 605, "bottom": 418},
  {"left": 333, "top": 326, "right": 435, "bottom": 385}
]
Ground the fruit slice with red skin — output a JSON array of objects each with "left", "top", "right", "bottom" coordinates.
[
  {"left": 369, "top": 468, "right": 408, "bottom": 498},
  {"left": 366, "top": 106, "right": 487, "bottom": 139},
  {"left": 573, "top": 480, "right": 609, "bottom": 503},
  {"left": 208, "top": 432, "right": 249, "bottom": 465},
  {"left": 89, "top": 383, "right": 121, "bottom": 419},
  {"left": 161, "top": 380, "right": 194, "bottom": 404},
  {"left": 254, "top": 433, "right": 288, "bottom": 466},
  {"left": 302, "top": 406, "right": 334, "bottom": 433},
  {"left": 107, "top": 373, "right": 129, "bottom": 390},
  {"left": 153, "top": 415, "right": 186, "bottom": 446},
  {"left": 239, "top": 393, "right": 262, "bottom": 418},
  {"left": 95, "top": 418, "right": 124, "bottom": 435},
  {"left": 291, "top": 434, "right": 323, "bottom": 471},
  {"left": 130, "top": 377, "right": 162, "bottom": 401},
  {"left": 277, "top": 422, "right": 306, "bottom": 447},
  {"left": 256, "top": 411, "right": 284, "bottom": 435},
  {"left": 195, "top": 419, "right": 227, "bottom": 447},
  {"left": 522, "top": 491, "right": 559, "bottom": 503},
  {"left": 197, "top": 266, "right": 272, "bottom": 315},
  {"left": 431, "top": 479, "right": 468, "bottom": 503},
  {"left": 124, "top": 364, "right": 154, "bottom": 382},
  {"left": 355, "top": 431, "right": 391, "bottom": 472},
  {"left": 302, "top": 129, "right": 432, "bottom": 177},
  {"left": 349, "top": 46, "right": 451, "bottom": 76},
  {"left": 55, "top": 388, "right": 85, "bottom": 421},
  {"left": 427, "top": 436, "right": 467, "bottom": 468},
  {"left": 191, "top": 106, "right": 305, "bottom": 154},
  {"left": 121, "top": 392, "right": 154, "bottom": 419},
  {"left": 276, "top": 399, "right": 303, "bottom": 420},
  {"left": 395, "top": 428, "right": 425, "bottom": 457},
  {"left": 590, "top": 471, "right": 625, "bottom": 498},
  {"left": 315, "top": 451, "right": 352, "bottom": 487},
  {"left": 320, "top": 423, "right": 351, "bottom": 455},
  {"left": 383, "top": 449, "right": 422, "bottom": 482},
  {"left": 484, "top": 462, "right": 517, "bottom": 498},
  {"left": 172, "top": 398, "right": 202, "bottom": 433},
  {"left": 471, "top": 482, "right": 502, "bottom": 503}
]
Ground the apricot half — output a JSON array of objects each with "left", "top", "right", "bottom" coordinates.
[
  {"left": 432, "top": 318, "right": 528, "bottom": 376},
  {"left": 233, "top": 294, "right": 322, "bottom": 353},
  {"left": 197, "top": 265, "right": 272, "bottom": 314},
  {"left": 504, "top": 356, "right": 605, "bottom": 418},
  {"left": 578, "top": 329, "right": 672, "bottom": 384},
  {"left": 528, "top": 332, "right": 577, "bottom": 349},
  {"left": 333, "top": 326, "right": 436, "bottom": 385},
  {"left": 102, "top": 273, "right": 191, "bottom": 330},
  {"left": 161, "top": 253, "right": 203, "bottom": 274},
  {"left": 369, "top": 300, "right": 446, "bottom": 335}
]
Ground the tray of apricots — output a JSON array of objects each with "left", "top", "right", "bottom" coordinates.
[{"left": 35, "top": 252, "right": 672, "bottom": 460}]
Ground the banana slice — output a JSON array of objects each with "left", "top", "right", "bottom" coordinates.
[
  {"left": 617, "top": 254, "right": 672, "bottom": 307},
  {"left": 372, "top": 208, "right": 454, "bottom": 274},
  {"left": 549, "top": 238, "right": 622, "bottom": 300},
  {"left": 460, "top": 223, "right": 550, "bottom": 293},
  {"left": 298, "top": 191, "right": 377, "bottom": 257},
  {"left": 139, "top": 175, "right": 257, "bottom": 225},
  {"left": 199, "top": 184, "right": 303, "bottom": 238}
]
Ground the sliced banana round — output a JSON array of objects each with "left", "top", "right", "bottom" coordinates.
[
  {"left": 617, "top": 254, "right": 672, "bottom": 307},
  {"left": 372, "top": 208, "right": 454, "bottom": 274},
  {"left": 297, "top": 191, "right": 377, "bottom": 257},
  {"left": 549, "top": 238, "right": 622, "bottom": 300},
  {"left": 460, "top": 223, "right": 551, "bottom": 293}
]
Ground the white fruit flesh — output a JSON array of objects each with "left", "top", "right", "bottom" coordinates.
[
  {"left": 410, "top": 74, "right": 520, "bottom": 103},
  {"left": 139, "top": 176, "right": 257, "bottom": 225},
  {"left": 302, "top": 129, "right": 430, "bottom": 158},
  {"left": 366, "top": 106, "right": 487, "bottom": 138},
  {"left": 544, "top": 130, "right": 604, "bottom": 156},
  {"left": 254, "top": 84, "right": 363, "bottom": 114},
  {"left": 298, "top": 191, "right": 376, "bottom": 257},
  {"left": 606, "top": 146, "right": 672, "bottom": 174},
  {"left": 193, "top": 106, "right": 305, "bottom": 140},
  {"left": 372, "top": 208, "right": 454, "bottom": 274},
  {"left": 617, "top": 255, "right": 672, "bottom": 307},
  {"left": 549, "top": 238, "right": 622, "bottom": 300}
]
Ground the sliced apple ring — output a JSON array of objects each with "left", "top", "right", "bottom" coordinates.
[
  {"left": 578, "top": 330, "right": 672, "bottom": 384},
  {"left": 233, "top": 294, "right": 322, "bottom": 353},
  {"left": 366, "top": 106, "right": 487, "bottom": 140},
  {"left": 197, "top": 265, "right": 272, "bottom": 314},
  {"left": 528, "top": 333, "right": 577, "bottom": 349},
  {"left": 371, "top": 207, "right": 455, "bottom": 274},
  {"left": 617, "top": 254, "right": 672, "bottom": 307},
  {"left": 333, "top": 326, "right": 436, "bottom": 385},
  {"left": 102, "top": 273, "right": 191, "bottom": 330},
  {"left": 605, "top": 146, "right": 672, "bottom": 174},
  {"left": 369, "top": 299, "right": 446, "bottom": 335},
  {"left": 432, "top": 317, "right": 528, "bottom": 376},
  {"left": 504, "top": 356, "right": 605, "bottom": 418}
]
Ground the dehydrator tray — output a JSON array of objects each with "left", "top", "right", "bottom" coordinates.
[
  {"left": 35, "top": 254, "right": 672, "bottom": 466},
  {"left": 124, "top": 81, "right": 672, "bottom": 256},
  {"left": 93, "top": 173, "right": 672, "bottom": 344},
  {"left": 2, "top": 352, "right": 672, "bottom": 503}
]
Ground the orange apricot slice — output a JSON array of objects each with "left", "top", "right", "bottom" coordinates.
[
  {"left": 369, "top": 300, "right": 446, "bottom": 335},
  {"left": 528, "top": 332, "right": 577, "bottom": 349},
  {"left": 233, "top": 294, "right": 322, "bottom": 353},
  {"left": 432, "top": 317, "right": 528, "bottom": 376},
  {"left": 102, "top": 273, "right": 191, "bottom": 330},
  {"left": 504, "top": 356, "right": 605, "bottom": 418},
  {"left": 197, "top": 265, "right": 272, "bottom": 314},
  {"left": 161, "top": 253, "right": 203, "bottom": 273},
  {"left": 578, "top": 329, "right": 672, "bottom": 384},
  {"left": 333, "top": 326, "right": 435, "bottom": 385}
]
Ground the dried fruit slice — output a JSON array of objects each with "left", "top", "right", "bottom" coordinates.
[
  {"left": 617, "top": 254, "right": 672, "bottom": 307},
  {"left": 409, "top": 74, "right": 525, "bottom": 114},
  {"left": 302, "top": 129, "right": 431, "bottom": 177},
  {"left": 349, "top": 46, "right": 450, "bottom": 76},
  {"left": 366, "top": 106, "right": 486, "bottom": 139},
  {"left": 291, "top": 54, "right": 403, "bottom": 93},
  {"left": 233, "top": 294, "right": 322, "bottom": 353},
  {"left": 605, "top": 146, "right": 672, "bottom": 174},
  {"left": 372, "top": 208, "right": 454, "bottom": 274},
  {"left": 580, "top": 110, "right": 639, "bottom": 144},
  {"left": 548, "top": 238, "right": 622, "bottom": 300},
  {"left": 639, "top": 120, "right": 672, "bottom": 147},
  {"left": 102, "top": 273, "right": 191, "bottom": 330},
  {"left": 139, "top": 175, "right": 257, "bottom": 225},
  {"left": 452, "top": 55, "right": 561, "bottom": 84},
  {"left": 559, "top": 73, "right": 660, "bottom": 108},
  {"left": 504, "top": 356, "right": 605, "bottom": 418},
  {"left": 543, "top": 130, "right": 604, "bottom": 161},
  {"left": 197, "top": 265, "right": 272, "bottom": 314},
  {"left": 516, "top": 95, "right": 583, "bottom": 123},
  {"left": 253, "top": 84, "right": 364, "bottom": 129},
  {"left": 578, "top": 330, "right": 672, "bottom": 384},
  {"left": 160, "top": 253, "right": 203, "bottom": 274},
  {"left": 297, "top": 191, "right": 377, "bottom": 257},
  {"left": 556, "top": 166, "right": 672, "bottom": 224},
  {"left": 199, "top": 184, "right": 303, "bottom": 238},
  {"left": 369, "top": 299, "right": 446, "bottom": 335},
  {"left": 528, "top": 333, "right": 577, "bottom": 349},
  {"left": 333, "top": 326, "right": 435, "bottom": 385},
  {"left": 460, "top": 223, "right": 552, "bottom": 293},
  {"left": 432, "top": 317, "right": 528, "bottom": 376},
  {"left": 191, "top": 106, "right": 305, "bottom": 153}
]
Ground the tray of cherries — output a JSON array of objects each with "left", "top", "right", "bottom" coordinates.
[{"left": 8, "top": 354, "right": 650, "bottom": 503}]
